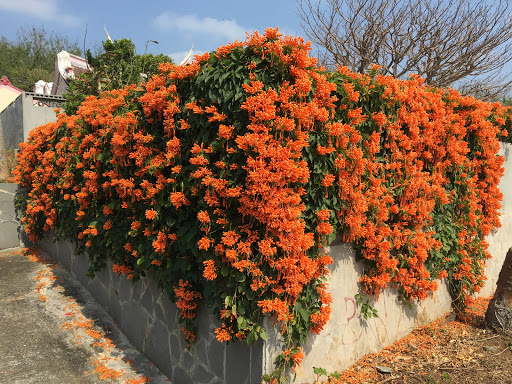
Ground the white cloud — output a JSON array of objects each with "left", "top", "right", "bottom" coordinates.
[
  {"left": 0, "top": 0, "right": 80, "bottom": 26},
  {"left": 153, "top": 12, "right": 247, "bottom": 43}
]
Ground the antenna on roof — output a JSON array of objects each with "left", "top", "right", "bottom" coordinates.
[{"left": 104, "top": 26, "right": 113, "bottom": 42}]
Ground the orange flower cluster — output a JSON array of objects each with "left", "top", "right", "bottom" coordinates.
[
  {"left": 203, "top": 259, "right": 217, "bottom": 280},
  {"left": 281, "top": 346, "right": 305, "bottom": 370},
  {"left": 174, "top": 280, "right": 202, "bottom": 345},
  {"left": 112, "top": 264, "right": 133, "bottom": 277},
  {"left": 14, "top": 27, "right": 509, "bottom": 374},
  {"left": 328, "top": 72, "right": 505, "bottom": 310}
]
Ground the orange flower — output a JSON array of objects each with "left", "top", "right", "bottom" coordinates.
[
  {"left": 215, "top": 327, "right": 231, "bottom": 342},
  {"left": 197, "top": 211, "right": 210, "bottom": 224},
  {"left": 218, "top": 124, "right": 235, "bottom": 140},
  {"left": 291, "top": 347, "right": 305, "bottom": 369},
  {"left": 203, "top": 259, "right": 217, "bottom": 280},
  {"left": 131, "top": 221, "right": 141, "bottom": 230},
  {"left": 145, "top": 209, "right": 157, "bottom": 220},
  {"left": 198, "top": 236, "right": 212, "bottom": 251},
  {"left": 174, "top": 280, "right": 202, "bottom": 320},
  {"left": 317, "top": 145, "right": 336, "bottom": 155},
  {"left": 317, "top": 209, "right": 331, "bottom": 222},
  {"left": 170, "top": 192, "right": 189, "bottom": 208},
  {"left": 152, "top": 231, "right": 167, "bottom": 254},
  {"left": 112, "top": 264, "right": 133, "bottom": 276},
  {"left": 321, "top": 173, "right": 335, "bottom": 187}
]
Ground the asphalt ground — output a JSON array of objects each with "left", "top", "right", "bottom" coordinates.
[{"left": 0, "top": 247, "right": 171, "bottom": 384}]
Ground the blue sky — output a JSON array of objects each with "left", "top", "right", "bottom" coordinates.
[{"left": 0, "top": 0, "right": 306, "bottom": 63}]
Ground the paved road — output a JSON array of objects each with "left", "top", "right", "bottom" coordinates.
[{"left": 0, "top": 248, "right": 170, "bottom": 384}]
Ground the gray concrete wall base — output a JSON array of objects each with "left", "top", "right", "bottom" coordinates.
[
  {"left": 38, "top": 235, "right": 263, "bottom": 384},
  {"left": 41, "top": 216, "right": 512, "bottom": 384}
]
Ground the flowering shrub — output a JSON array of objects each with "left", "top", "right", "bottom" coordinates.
[{"left": 14, "top": 28, "right": 510, "bottom": 379}]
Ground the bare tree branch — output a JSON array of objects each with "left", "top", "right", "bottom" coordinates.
[{"left": 297, "top": 0, "right": 512, "bottom": 99}]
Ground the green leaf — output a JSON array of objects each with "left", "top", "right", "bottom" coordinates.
[
  {"left": 295, "top": 301, "right": 310, "bottom": 322},
  {"left": 259, "top": 327, "right": 267, "bottom": 340},
  {"left": 236, "top": 274, "right": 246, "bottom": 282},
  {"left": 313, "top": 367, "right": 328, "bottom": 377},
  {"left": 246, "top": 330, "right": 258, "bottom": 345}
]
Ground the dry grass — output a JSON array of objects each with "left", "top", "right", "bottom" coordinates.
[
  {"left": 0, "top": 148, "right": 17, "bottom": 183},
  {"left": 321, "top": 297, "right": 512, "bottom": 384}
]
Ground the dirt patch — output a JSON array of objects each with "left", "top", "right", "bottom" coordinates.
[{"left": 324, "top": 297, "right": 512, "bottom": 384}]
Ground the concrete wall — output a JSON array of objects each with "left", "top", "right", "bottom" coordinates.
[
  {"left": 480, "top": 141, "right": 512, "bottom": 297},
  {"left": 0, "top": 119, "right": 10, "bottom": 180},
  {"left": 38, "top": 236, "right": 264, "bottom": 384},
  {"left": 262, "top": 244, "right": 452, "bottom": 380},
  {"left": 35, "top": 143, "right": 512, "bottom": 383},
  {"left": 0, "top": 96, "right": 24, "bottom": 150},
  {"left": 0, "top": 183, "right": 22, "bottom": 249},
  {"left": 268, "top": 142, "right": 512, "bottom": 382},
  {"left": 268, "top": 213, "right": 512, "bottom": 382},
  {"left": 21, "top": 93, "right": 63, "bottom": 142},
  {"left": 38, "top": 214, "right": 512, "bottom": 384},
  {"left": 0, "top": 93, "right": 64, "bottom": 151},
  {"left": 499, "top": 142, "right": 512, "bottom": 215}
]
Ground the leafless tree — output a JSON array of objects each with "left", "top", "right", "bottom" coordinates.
[{"left": 297, "top": 0, "right": 512, "bottom": 99}]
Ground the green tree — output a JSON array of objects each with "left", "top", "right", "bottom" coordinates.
[
  {"left": 0, "top": 26, "right": 81, "bottom": 91},
  {"left": 501, "top": 96, "right": 512, "bottom": 106},
  {"left": 63, "top": 39, "right": 173, "bottom": 115}
]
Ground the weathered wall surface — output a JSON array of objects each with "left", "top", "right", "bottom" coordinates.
[
  {"left": 38, "top": 236, "right": 264, "bottom": 384},
  {"left": 21, "top": 93, "right": 63, "bottom": 142},
  {"left": 277, "top": 214, "right": 512, "bottom": 382},
  {"left": 0, "top": 183, "right": 22, "bottom": 249},
  {"left": 480, "top": 142, "right": 512, "bottom": 298},
  {"left": 262, "top": 241, "right": 453, "bottom": 381},
  {"left": 0, "top": 93, "right": 64, "bottom": 151},
  {"left": 499, "top": 142, "right": 512, "bottom": 215},
  {"left": 0, "top": 119, "right": 10, "bottom": 180},
  {"left": 0, "top": 96, "right": 24, "bottom": 150}
]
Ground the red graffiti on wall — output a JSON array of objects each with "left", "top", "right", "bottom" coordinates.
[
  {"left": 345, "top": 297, "right": 357, "bottom": 322},
  {"left": 341, "top": 296, "right": 363, "bottom": 344}
]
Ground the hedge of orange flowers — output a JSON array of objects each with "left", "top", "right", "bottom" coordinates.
[{"left": 14, "top": 28, "right": 510, "bottom": 378}]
